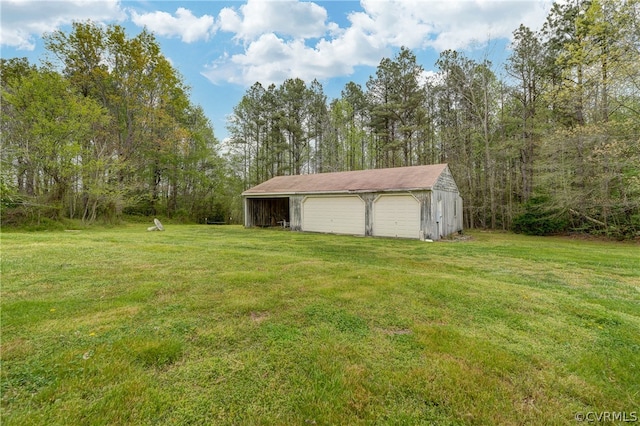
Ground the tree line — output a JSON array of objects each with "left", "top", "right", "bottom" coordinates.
[
  {"left": 1, "top": 22, "right": 241, "bottom": 226},
  {"left": 227, "top": 0, "right": 639, "bottom": 238},
  {"left": 2, "top": 0, "right": 638, "bottom": 238}
]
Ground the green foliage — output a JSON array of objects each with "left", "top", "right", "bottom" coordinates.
[
  {"left": 17, "top": 216, "right": 67, "bottom": 232},
  {"left": 0, "top": 198, "right": 64, "bottom": 230},
  {"left": 367, "top": 47, "right": 429, "bottom": 169},
  {"left": 1, "top": 23, "right": 229, "bottom": 227},
  {"left": 512, "top": 195, "right": 569, "bottom": 235},
  {"left": 0, "top": 174, "right": 20, "bottom": 209},
  {"left": 227, "top": 78, "right": 328, "bottom": 188}
]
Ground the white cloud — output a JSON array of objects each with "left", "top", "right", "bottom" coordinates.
[
  {"left": 356, "top": 0, "right": 551, "bottom": 51},
  {"left": 218, "top": 0, "right": 330, "bottom": 41},
  {"left": 203, "top": 25, "right": 389, "bottom": 87},
  {"left": 0, "top": 0, "right": 125, "bottom": 50},
  {"left": 349, "top": 1, "right": 435, "bottom": 49},
  {"left": 130, "top": 7, "right": 216, "bottom": 43},
  {"left": 205, "top": 0, "right": 390, "bottom": 86},
  {"left": 204, "top": 0, "right": 552, "bottom": 87},
  {"left": 203, "top": 34, "right": 344, "bottom": 86}
]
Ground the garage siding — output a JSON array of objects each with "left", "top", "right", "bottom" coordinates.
[
  {"left": 424, "top": 190, "right": 463, "bottom": 239},
  {"left": 373, "top": 194, "right": 421, "bottom": 238},
  {"left": 302, "top": 196, "right": 365, "bottom": 235}
]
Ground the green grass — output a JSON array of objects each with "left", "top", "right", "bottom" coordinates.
[{"left": 1, "top": 225, "right": 639, "bottom": 425}]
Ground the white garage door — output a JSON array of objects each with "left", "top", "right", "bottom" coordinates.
[
  {"left": 302, "top": 196, "right": 365, "bottom": 235},
  {"left": 373, "top": 194, "right": 421, "bottom": 238}
]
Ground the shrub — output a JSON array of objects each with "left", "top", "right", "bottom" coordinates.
[{"left": 512, "top": 195, "right": 569, "bottom": 236}]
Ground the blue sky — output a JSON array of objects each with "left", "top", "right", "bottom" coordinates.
[{"left": 1, "top": 0, "right": 554, "bottom": 142}]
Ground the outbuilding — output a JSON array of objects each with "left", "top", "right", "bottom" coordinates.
[{"left": 242, "top": 163, "right": 463, "bottom": 240}]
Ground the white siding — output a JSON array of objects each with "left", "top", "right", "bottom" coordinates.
[
  {"left": 373, "top": 194, "right": 420, "bottom": 239},
  {"left": 302, "top": 196, "right": 365, "bottom": 235}
]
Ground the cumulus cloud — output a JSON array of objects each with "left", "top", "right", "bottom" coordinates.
[
  {"left": 218, "top": 0, "right": 330, "bottom": 42},
  {"left": 353, "top": 0, "right": 551, "bottom": 51},
  {"left": 0, "top": 0, "right": 125, "bottom": 50},
  {"left": 204, "top": 0, "right": 552, "bottom": 87},
  {"left": 203, "top": 25, "right": 389, "bottom": 87},
  {"left": 130, "top": 7, "right": 216, "bottom": 43},
  {"left": 204, "top": 36, "right": 339, "bottom": 86},
  {"left": 204, "top": 0, "right": 390, "bottom": 86}
]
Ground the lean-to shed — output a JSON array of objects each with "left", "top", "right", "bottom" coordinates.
[{"left": 242, "top": 163, "right": 463, "bottom": 240}]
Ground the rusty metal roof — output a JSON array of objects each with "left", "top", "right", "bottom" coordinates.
[{"left": 242, "top": 164, "right": 449, "bottom": 195}]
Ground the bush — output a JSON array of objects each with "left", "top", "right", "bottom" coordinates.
[
  {"left": 0, "top": 175, "right": 20, "bottom": 209},
  {"left": 0, "top": 201, "right": 64, "bottom": 230},
  {"left": 512, "top": 195, "right": 569, "bottom": 236}
]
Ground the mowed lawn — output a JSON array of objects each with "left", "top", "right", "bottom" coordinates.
[{"left": 1, "top": 225, "right": 639, "bottom": 425}]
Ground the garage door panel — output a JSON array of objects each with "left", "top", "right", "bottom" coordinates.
[
  {"left": 374, "top": 195, "right": 420, "bottom": 238},
  {"left": 303, "top": 196, "right": 365, "bottom": 235}
]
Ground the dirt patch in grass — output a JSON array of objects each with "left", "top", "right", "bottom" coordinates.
[{"left": 250, "top": 311, "right": 270, "bottom": 323}]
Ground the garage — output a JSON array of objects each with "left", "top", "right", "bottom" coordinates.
[
  {"left": 242, "top": 163, "right": 463, "bottom": 240},
  {"left": 302, "top": 196, "right": 365, "bottom": 235},
  {"left": 373, "top": 194, "right": 421, "bottom": 238}
]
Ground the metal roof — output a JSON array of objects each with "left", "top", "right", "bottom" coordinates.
[{"left": 242, "top": 164, "right": 449, "bottom": 196}]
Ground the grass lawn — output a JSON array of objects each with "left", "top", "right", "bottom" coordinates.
[{"left": 1, "top": 225, "right": 639, "bottom": 425}]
